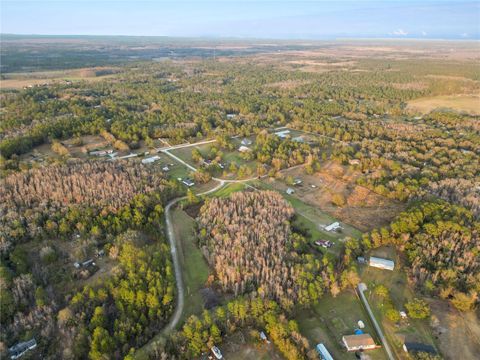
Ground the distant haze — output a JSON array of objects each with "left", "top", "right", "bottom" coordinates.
[{"left": 1, "top": 1, "right": 479, "bottom": 40}]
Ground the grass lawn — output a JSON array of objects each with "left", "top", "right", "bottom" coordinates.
[
  {"left": 296, "top": 290, "right": 387, "bottom": 360},
  {"left": 359, "top": 247, "right": 439, "bottom": 359},
  {"left": 171, "top": 208, "right": 211, "bottom": 325},
  {"left": 209, "top": 182, "right": 247, "bottom": 198},
  {"left": 252, "top": 180, "right": 361, "bottom": 255},
  {"left": 170, "top": 142, "right": 258, "bottom": 179}
]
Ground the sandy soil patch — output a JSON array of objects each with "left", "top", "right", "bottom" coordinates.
[{"left": 429, "top": 299, "right": 480, "bottom": 360}]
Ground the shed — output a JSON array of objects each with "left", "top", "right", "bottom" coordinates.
[
  {"left": 342, "top": 334, "right": 376, "bottom": 352},
  {"left": 286, "top": 188, "right": 295, "bottom": 195},
  {"left": 241, "top": 138, "right": 252, "bottom": 146},
  {"left": 182, "top": 178, "right": 195, "bottom": 187},
  {"left": 403, "top": 342, "right": 436, "bottom": 354},
  {"left": 315, "top": 343, "right": 334, "bottom": 360},
  {"left": 238, "top": 145, "right": 251, "bottom": 153},
  {"left": 369, "top": 256, "right": 395, "bottom": 271},
  {"left": 141, "top": 155, "right": 161, "bottom": 164}
]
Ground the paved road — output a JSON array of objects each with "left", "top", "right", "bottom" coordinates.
[{"left": 357, "top": 283, "right": 396, "bottom": 360}]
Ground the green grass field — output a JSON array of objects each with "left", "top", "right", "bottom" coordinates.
[
  {"left": 296, "top": 291, "right": 387, "bottom": 360},
  {"left": 170, "top": 142, "right": 258, "bottom": 179},
  {"left": 171, "top": 208, "right": 211, "bottom": 324},
  {"left": 210, "top": 182, "right": 247, "bottom": 198}
]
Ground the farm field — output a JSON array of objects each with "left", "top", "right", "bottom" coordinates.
[
  {"left": 407, "top": 94, "right": 480, "bottom": 115},
  {"left": 0, "top": 67, "right": 121, "bottom": 89}
]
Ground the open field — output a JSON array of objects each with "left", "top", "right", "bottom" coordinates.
[
  {"left": 407, "top": 94, "right": 480, "bottom": 115},
  {"left": 220, "top": 330, "right": 283, "bottom": 360},
  {"left": 171, "top": 208, "right": 211, "bottom": 324},
  {"left": 273, "top": 162, "right": 405, "bottom": 231},
  {"left": 296, "top": 290, "right": 386, "bottom": 360},
  {"left": 169, "top": 141, "right": 258, "bottom": 179},
  {"left": 429, "top": 300, "right": 480, "bottom": 360},
  {"left": 0, "top": 67, "right": 121, "bottom": 89}
]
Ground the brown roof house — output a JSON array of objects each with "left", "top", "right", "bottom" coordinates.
[{"left": 342, "top": 334, "right": 376, "bottom": 351}]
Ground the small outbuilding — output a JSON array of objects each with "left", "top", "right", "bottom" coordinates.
[
  {"left": 141, "top": 155, "right": 161, "bottom": 164},
  {"left": 238, "top": 145, "right": 251, "bottom": 153},
  {"left": 369, "top": 256, "right": 395, "bottom": 271},
  {"left": 286, "top": 188, "right": 295, "bottom": 195},
  {"left": 315, "top": 343, "right": 334, "bottom": 360},
  {"left": 182, "top": 178, "right": 195, "bottom": 187},
  {"left": 403, "top": 342, "right": 436, "bottom": 355},
  {"left": 342, "top": 334, "right": 376, "bottom": 352},
  {"left": 241, "top": 138, "right": 252, "bottom": 146}
]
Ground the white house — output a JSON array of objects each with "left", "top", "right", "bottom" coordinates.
[
  {"left": 325, "top": 222, "right": 341, "bottom": 232},
  {"left": 342, "top": 334, "right": 376, "bottom": 352},
  {"left": 141, "top": 155, "right": 161, "bottom": 164},
  {"left": 369, "top": 256, "right": 395, "bottom": 271}
]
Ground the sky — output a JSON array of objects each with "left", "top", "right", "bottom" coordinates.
[{"left": 1, "top": 1, "right": 479, "bottom": 39}]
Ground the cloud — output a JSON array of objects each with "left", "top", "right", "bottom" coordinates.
[
  {"left": 421, "top": 31, "right": 427, "bottom": 36},
  {"left": 391, "top": 29, "right": 408, "bottom": 36},
  {"left": 461, "top": 32, "right": 469, "bottom": 37}
]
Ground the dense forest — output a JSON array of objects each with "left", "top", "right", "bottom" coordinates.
[
  {"left": 197, "top": 191, "right": 347, "bottom": 308},
  {"left": 0, "top": 160, "right": 180, "bottom": 357},
  {"left": 361, "top": 200, "right": 479, "bottom": 311}
]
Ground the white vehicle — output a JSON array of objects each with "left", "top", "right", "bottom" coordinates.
[{"left": 211, "top": 346, "right": 223, "bottom": 359}]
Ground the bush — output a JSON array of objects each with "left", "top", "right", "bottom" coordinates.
[
  {"left": 405, "top": 298, "right": 430, "bottom": 319},
  {"left": 331, "top": 193, "right": 346, "bottom": 207}
]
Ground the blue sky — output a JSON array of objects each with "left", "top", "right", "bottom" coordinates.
[{"left": 1, "top": 1, "right": 479, "bottom": 39}]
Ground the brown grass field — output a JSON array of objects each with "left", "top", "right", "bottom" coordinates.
[
  {"left": 278, "top": 162, "right": 405, "bottom": 231},
  {"left": 0, "top": 66, "right": 121, "bottom": 89},
  {"left": 407, "top": 94, "right": 480, "bottom": 115}
]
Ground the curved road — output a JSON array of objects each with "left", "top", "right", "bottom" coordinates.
[
  {"left": 160, "top": 140, "right": 295, "bottom": 332},
  {"left": 163, "top": 179, "right": 225, "bottom": 332}
]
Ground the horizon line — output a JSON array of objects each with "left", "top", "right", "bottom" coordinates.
[{"left": 2, "top": 33, "right": 479, "bottom": 42}]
